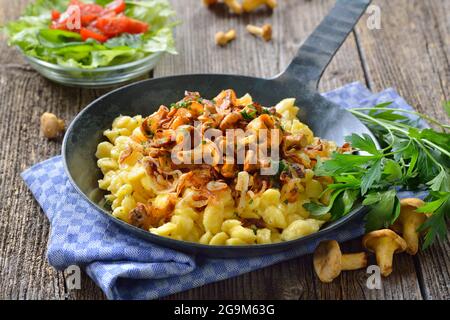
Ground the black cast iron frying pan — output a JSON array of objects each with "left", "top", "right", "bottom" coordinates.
[{"left": 63, "top": 0, "right": 374, "bottom": 258}]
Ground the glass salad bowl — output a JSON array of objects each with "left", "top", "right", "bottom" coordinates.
[
  {"left": 23, "top": 51, "right": 163, "bottom": 88},
  {"left": 5, "top": 0, "right": 176, "bottom": 88}
]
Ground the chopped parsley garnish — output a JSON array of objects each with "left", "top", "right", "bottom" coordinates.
[
  {"left": 261, "top": 107, "right": 271, "bottom": 114},
  {"left": 241, "top": 105, "right": 258, "bottom": 121},
  {"left": 277, "top": 160, "right": 289, "bottom": 177},
  {"left": 171, "top": 101, "right": 192, "bottom": 109}
]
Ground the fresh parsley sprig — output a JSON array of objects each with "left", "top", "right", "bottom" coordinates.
[{"left": 305, "top": 102, "right": 450, "bottom": 249}]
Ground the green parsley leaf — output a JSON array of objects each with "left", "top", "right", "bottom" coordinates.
[
  {"left": 427, "top": 170, "right": 450, "bottom": 192},
  {"left": 316, "top": 153, "right": 377, "bottom": 176},
  {"left": 303, "top": 201, "right": 333, "bottom": 218},
  {"left": 383, "top": 159, "right": 403, "bottom": 182},
  {"left": 345, "top": 133, "right": 381, "bottom": 155},
  {"left": 364, "top": 189, "right": 400, "bottom": 231},
  {"left": 368, "top": 101, "right": 394, "bottom": 110},
  {"left": 417, "top": 192, "right": 450, "bottom": 249},
  {"left": 360, "top": 158, "right": 382, "bottom": 195},
  {"left": 330, "top": 189, "right": 360, "bottom": 219},
  {"left": 241, "top": 110, "right": 254, "bottom": 121},
  {"left": 304, "top": 189, "right": 345, "bottom": 218}
]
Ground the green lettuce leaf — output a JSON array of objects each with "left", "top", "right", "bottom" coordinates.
[{"left": 3, "top": 0, "right": 177, "bottom": 69}]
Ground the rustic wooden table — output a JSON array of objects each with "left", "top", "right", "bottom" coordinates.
[{"left": 0, "top": 0, "right": 448, "bottom": 300}]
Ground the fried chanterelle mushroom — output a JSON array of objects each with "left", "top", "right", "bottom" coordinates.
[
  {"left": 391, "top": 198, "right": 428, "bottom": 255},
  {"left": 313, "top": 240, "right": 368, "bottom": 283},
  {"left": 363, "top": 229, "right": 407, "bottom": 277},
  {"left": 40, "top": 112, "right": 65, "bottom": 139}
]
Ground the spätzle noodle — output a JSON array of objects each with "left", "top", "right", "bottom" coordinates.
[{"left": 96, "top": 90, "right": 343, "bottom": 245}]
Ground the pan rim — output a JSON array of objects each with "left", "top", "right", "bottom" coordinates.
[{"left": 62, "top": 74, "right": 370, "bottom": 254}]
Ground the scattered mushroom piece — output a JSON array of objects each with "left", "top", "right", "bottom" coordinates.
[
  {"left": 224, "top": 0, "right": 243, "bottom": 14},
  {"left": 362, "top": 229, "right": 407, "bottom": 277},
  {"left": 215, "top": 29, "right": 237, "bottom": 46},
  {"left": 313, "top": 240, "right": 368, "bottom": 283},
  {"left": 391, "top": 198, "right": 428, "bottom": 255},
  {"left": 242, "top": 0, "right": 277, "bottom": 12},
  {"left": 203, "top": 0, "right": 218, "bottom": 5},
  {"left": 40, "top": 112, "right": 65, "bottom": 139},
  {"left": 246, "top": 24, "right": 272, "bottom": 41}
]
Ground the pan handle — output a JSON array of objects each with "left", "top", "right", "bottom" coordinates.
[{"left": 274, "top": 0, "right": 372, "bottom": 88}]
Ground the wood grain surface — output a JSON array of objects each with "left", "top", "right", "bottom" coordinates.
[{"left": 0, "top": 0, "right": 448, "bottom": 300}]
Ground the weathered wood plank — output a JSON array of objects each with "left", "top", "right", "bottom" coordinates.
[
  {"left": 355, "top": 0, "right": 449, "bottom": 122},
  {"left": 415, "top": 233, "right": 450, "bottom": 300},
  {"left": 354, "top": 0, "right": 450, "bottom": 300},
  {"left": 0, "top": 0, "right": 29, "bottom": 65},
  {"left": 0, "top": 0, "right": 106, "bottom": 300},
  {"left": 0, "top": 69, "right": 67, "bottom": 300},
  {"left": 0, "top": 70, "right": 111, "bottom": 299},
  {"left": 0, "top": 0, "right": 447, "bottom": 300}
]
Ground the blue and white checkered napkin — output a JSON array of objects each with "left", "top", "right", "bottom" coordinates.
[{"left": 21, "top": 82, "right": 419, "bottom": 300}]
